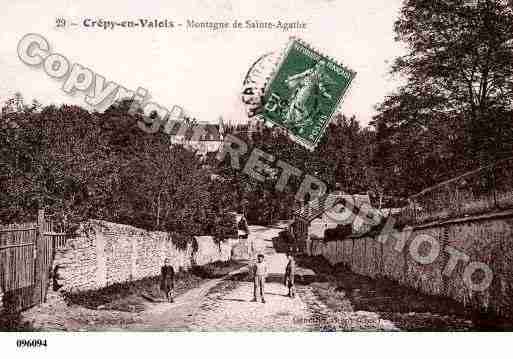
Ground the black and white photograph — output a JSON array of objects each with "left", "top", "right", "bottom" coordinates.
[{"left": 1, "top": 0, "right": 513, "bottom": 356}]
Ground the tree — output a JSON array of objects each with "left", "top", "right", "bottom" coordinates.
[
  {"left": 373, "top": 0, "right": 513, "bottom": 195},
  {"left": 215, "top": 113, "right": 377, "bottom": 225},
  {"left": 392, "top": 0, "right": 513, "bottom": 160},
  {"left": 0, "top": 97, "right": 226, "bottom": 245}
]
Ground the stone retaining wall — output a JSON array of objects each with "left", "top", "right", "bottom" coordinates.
[
  {"left": 310, "top": 212, "right": 513, "bottom": 317},
  {"left": 54, "top": 220, "right": 236, "bottom": 292}
]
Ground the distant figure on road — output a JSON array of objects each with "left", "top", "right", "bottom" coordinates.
[
  {"left": 281, "top": 227, "right": 296, "bottom": 253},
  {"left": 160, "top": 258, "right": 175, "bottom": 303},
  {"left": 252, "top": 254, "right": 267, "bottom": 303},
  {"left": 284, "top": 252, "right": 296, "bottom": 298}
]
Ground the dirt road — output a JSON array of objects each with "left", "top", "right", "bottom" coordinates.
[
  {"left": 126, "top": 223, "right": 316, "bottom": 331},
  {"left": 20, "top": 223, "right": 490, "bottom": 331}
]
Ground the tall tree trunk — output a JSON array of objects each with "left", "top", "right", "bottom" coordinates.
[{"left": 156, "top": 191, "right": 161, "bottom": 229}]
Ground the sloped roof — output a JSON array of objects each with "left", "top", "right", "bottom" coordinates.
[
  {"left": 294, "top": 192, "right": 370, "bottom": 223},
  {"left": 169, "top": 123, "right": 222, "bottom": 141}
]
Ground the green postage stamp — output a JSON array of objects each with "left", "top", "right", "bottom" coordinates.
[{"left": 261, "top": 38, "right": 356, "bottom": 149}]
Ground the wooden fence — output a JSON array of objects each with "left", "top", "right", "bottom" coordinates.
[
  {"left": 0, "top": 210, "right": 66, "bottom": 313},
  {"left": 397, "top": 157, "right": 513, "bottom": 226}
]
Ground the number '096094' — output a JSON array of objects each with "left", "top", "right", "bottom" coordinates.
[{"left": 16, "top": 339, "right": 48, "bottom": 348}]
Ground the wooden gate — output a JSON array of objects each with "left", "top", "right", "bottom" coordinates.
[
  {"left": 0, "top": 221, "right": 37, "bottom": 312},
  {"left": 0, "top": 210, "right": 65, "bottom": 313}
]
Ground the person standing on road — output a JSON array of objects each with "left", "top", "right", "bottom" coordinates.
[
  {"left": 252, "top": 254, "right": 267, "bottom": 303},
  {"left": 283, "top": 227, "right": 298, "bottom": 253},
  {"left": 284, "top": 252, "right": 296, "bottom": 298},
  {"left": 160, "top": 258, "right": 175, "bottom": 303}
]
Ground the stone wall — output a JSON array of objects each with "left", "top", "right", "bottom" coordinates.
[
  {"left": 310, "top": 211, "right": 513, "bottom": 317},
  {"left": 230, "top": 238, "right": 253, "bottom": 261},
  {"left": 193, "top": 236, "right": 232, "bottom": 265},
  {"left": 54, "top": 220, "right": 236, "bottom": 292}
]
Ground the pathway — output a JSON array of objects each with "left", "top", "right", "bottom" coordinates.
[{"left": 22, "top": 223, "right": 492, "bottom": 331}]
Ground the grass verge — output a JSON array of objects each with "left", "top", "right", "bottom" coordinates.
[
  {"left": 63, "top": 270, "right": 205, "bottom": 313},
  {"left": 62, "top": 260, "right": 246, "bottom": 313}
]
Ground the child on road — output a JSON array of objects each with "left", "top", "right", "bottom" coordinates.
[
  {"left": 284, "top": 252, "right": 296, "bottom": 298},
  {"left": 252, "top": 254, "right": 267, "bottom": 303}
]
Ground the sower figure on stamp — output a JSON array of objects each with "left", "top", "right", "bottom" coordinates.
[
  {"left": 283, "top": 60, "right": 334, "bottom": 132},
  {"left": 160, "top": 258, "right": 175, "bottom": 303},
  {"left": 252, "top": 254, "right": 267, "bottom": 303},
  {"left": 284, "top": 251, "right": 296, "bottom": 298}
]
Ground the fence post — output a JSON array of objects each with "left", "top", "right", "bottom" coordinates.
[
  {"left": 492, "top": 164, "right": 498, "bottom": 210},
  {"left": 38, "top": 209, "right": 45, "bottom": 233},
  {"left": 32, "top": 209, "right": 45, "bottom": 304}
]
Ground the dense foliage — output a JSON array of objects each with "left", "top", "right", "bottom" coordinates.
[
  {"left": 2, "top": 1, "right": 512, "bottom": 234},
  {"left": 0, "top": 96, "right": 236, "bottom": 242},
  {"left": 372, "top": 0, "right": 513, "bottom": 197},
  {"left": 217, "top": 115, "right": 379, "bottom": 224}
]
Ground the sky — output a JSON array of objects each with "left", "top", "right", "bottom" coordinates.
[{"left": 0, "top": 0, "right": 406, "bottom": 126}]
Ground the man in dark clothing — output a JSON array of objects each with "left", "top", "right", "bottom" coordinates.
[
  {"left": 160, "top": 258, "right": 175, "bottom": 303},
  {"left": 284, "top": 252, "right": 296, "bottom": 298}
]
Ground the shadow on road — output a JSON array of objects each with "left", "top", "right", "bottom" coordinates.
[
  {"left": 227, "top": 270, "right": 327, "bottom": 286},
  {"left": 0, "top": 311, "right": 35, "bottom": 331},
  {"left": 219, "top": 298, "right": 248, "bottom": 303},
  {"left": 295, "top": 255, "right": 513, "bottom": 331},
  {"left": 190, "top": 260, "right": 248, "bottom": 279},
  {"left": 264, "top": 291, "right": 289, "bottom": 298}
]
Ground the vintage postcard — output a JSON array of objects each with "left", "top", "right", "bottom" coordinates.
[
  {"left": 1, "top": 0, "right": 513, "bottom": 357},
  {"left": 261, "top": 38, "right": 356, "bottom": 149}
]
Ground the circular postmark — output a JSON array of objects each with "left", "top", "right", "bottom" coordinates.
[{"left": 240, "top": 37, "right": 356, "bottom": 150}]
